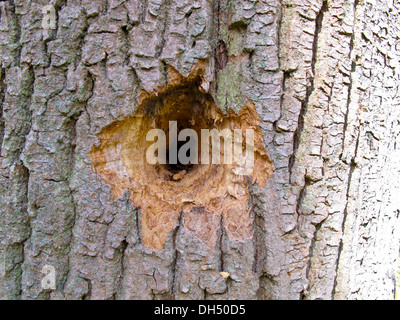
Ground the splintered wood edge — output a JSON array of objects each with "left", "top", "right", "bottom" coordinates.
[{"left": 90, "top": 61, "right": 273, "bottom": 252}]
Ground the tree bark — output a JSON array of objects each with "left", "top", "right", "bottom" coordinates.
[{"left": 0, "top": 0, "right": 399, "bottom": 300}]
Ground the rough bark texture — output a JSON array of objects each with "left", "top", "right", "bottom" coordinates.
[{"left": 0, "top": 0, "right": 399, "bottom": 300}]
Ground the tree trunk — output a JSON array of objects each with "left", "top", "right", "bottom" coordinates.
[{"left": 0, "top": 0, "right": 399, "bottom": 300}]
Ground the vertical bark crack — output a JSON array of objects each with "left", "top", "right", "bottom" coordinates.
[
  {"left": 8, "top": 0, "right": 22, "bottom": 67},
  {"left": 289, "top": 1, "right": 328, "bottom": 181},
  {"left": 333, "top": 129, "right": 360, "bottom": 298},
  {"left": 139, "top": 0, "right": 149, "bottom": 24},
  {"left": 0, "top": 68, "right": 6, "bottom": 155},
  {"left": 155, "top": 0, "right": 170, "bottom": 59},
  {"left": 301, "top": 220, "right": 323, "bottom": 299},
  {"left": 341, "top": 0, "right": 359, "bottom": 162},
  {"left": 17, "top": 163, "right": 31, "bottom": 298},
  {"left": 217, "top": 215, "right": 225, "bottom": 273},
  {"left": 136, "top": 208, "right": 142, "bottom": 245},
  {"left": 116, "top": 239, "right": 128, "bottom": 298},
  {"left": 170, "top": 211, "right": 184, "bottom": 295}
]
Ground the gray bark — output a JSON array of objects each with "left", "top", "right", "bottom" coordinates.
[{"left": 0, "top": 0, "right": 399, "bottom": 300}]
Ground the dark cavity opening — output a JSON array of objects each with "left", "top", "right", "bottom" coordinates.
[{"left": 139, "top": 78, "right": 215, "bottom": 180}]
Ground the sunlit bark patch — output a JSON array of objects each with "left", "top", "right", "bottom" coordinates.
[{"left": 90, "top": 62, "right": 273, "bottom": 252}]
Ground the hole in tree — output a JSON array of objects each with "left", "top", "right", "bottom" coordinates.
[
  {"left": 139, "top": 76, "right": 214, "bottom": 181},
  {"left": 166, "top": 139, "right": 195, "bottom": 174},
  {"left": 89, "top": 62, "right": 274, "bottom": 252}
]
